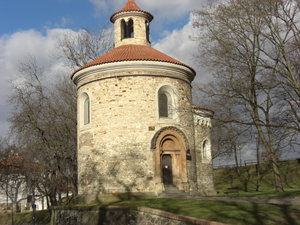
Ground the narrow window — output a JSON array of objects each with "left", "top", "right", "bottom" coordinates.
[
  {"left": 83, "top": 94, "right": 90, "bottom": 125},
  {"left": 145, "top": 21, "right": 150, "bottom": 42},
  {"left": 159, "top": 93, "right": 168, "bottom": 117},
  {"left": 128, "top": 19, "right": 134, "bottom": 38},
  {"left": 121, "top": 20, "right": 126, "bottom": 40},
  {"left": 121, "top": 19, "right": 134, "bottom": 39},
  {"left": 202, "top": 140, "right": 208, "bottom": 159}
]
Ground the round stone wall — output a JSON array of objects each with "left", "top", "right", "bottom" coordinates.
[{"left": 74, "top": 63, "right": 196, "bottom": 198}]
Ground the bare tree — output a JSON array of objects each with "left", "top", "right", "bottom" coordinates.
[
  {"left": 193, "top": 0, "right": 300, "bottom": 191},
  {"left": 57, "top": 28, "right": 113, "bottom": 69},
  {"left": 256, "top": 0, "right": 300, "bottom": 136},
  {"left": 9, "top": 57, "right": 77, "bottom": 206},
  {"left": 209, "top": 104, "right": 250, "bottom": 171},
  {"left": 0, "top": 145, "right": 27, "bottom": 213},
  {"left": 7, "top": 26, "right": 114, "bottom": 206}
]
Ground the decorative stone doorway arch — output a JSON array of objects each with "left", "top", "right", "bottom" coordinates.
[{"left": 151, "top": 127, "right": 189, "bottom": 191}]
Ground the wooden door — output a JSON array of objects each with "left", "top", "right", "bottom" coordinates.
[{"left": 162, "top": 155, "right": 173, "bottom": 185}]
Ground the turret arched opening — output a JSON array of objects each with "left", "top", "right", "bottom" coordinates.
[
  {"left": 128, "top": 19, "right": 134, "bottom": 38},
  {"left": 111, "top": 0, "right": 153, "bottom": 47},
  {"left": 121, "top": 19, "right": 134, "bottom": 39},
  {"left": 121, "top": 19, "right": 126, "bottom": 39}
]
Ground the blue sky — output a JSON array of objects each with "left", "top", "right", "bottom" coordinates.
[
  {"left": 0, "top": 0, "right": 191, "bottom": 41},
  {"left": 0, "top": 0, "right": 97, "bottom": 35}
]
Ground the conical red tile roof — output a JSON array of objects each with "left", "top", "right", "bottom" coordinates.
[
  {"left": 120, "top": 0, "right": 142, "bottom": 11},
  {"left": 72, "top": 45, "right": 195, "bottom": 77},
  {"left": 110, "top": 0, "right": 153, "bottom": 22}
]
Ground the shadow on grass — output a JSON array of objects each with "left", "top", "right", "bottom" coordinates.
[
  {"left": 49, "top": 197, "right": 300, "bottom": 225},
  {"left": 108, "top": 199, "right": 300, "bottom": 225},
  {"left": 280, "top": 205, "right": 299, "bottom": 225},
  {"left": 205, "top": 201, "right": 299, "bottom": 225},
  {"left": 55, "top": 155, "right": 300, "bottom": 225},
  {"left": 217, "top": 189, "right": 300, "bottom": 199}
]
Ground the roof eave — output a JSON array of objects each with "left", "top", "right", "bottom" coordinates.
[
  {"left": 71, "top": 59, "right": 195, "bottom": 80},
  {"left": 110, "top": 10, "right": 153, "bottom": 23}
]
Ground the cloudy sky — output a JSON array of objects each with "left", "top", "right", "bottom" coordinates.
[{"left": 0, "top": 0, "right": 210, "bottom": 138}]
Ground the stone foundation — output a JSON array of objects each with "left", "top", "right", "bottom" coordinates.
[{"left": 51, "top": 206, "right": 231, "bottom": 225}]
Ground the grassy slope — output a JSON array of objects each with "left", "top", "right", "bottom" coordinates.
[
  {"left": 4, "top": 199, "right": 298, "bottom": 225},
  {"left": 213, "top": 159, "right": 300, "bottom": 197},
  {"left": 1, "top": 160, "right": 299, "bottom": 225},
  {"left": 114, "top": 198, "right": 300, "bottom": 225}
]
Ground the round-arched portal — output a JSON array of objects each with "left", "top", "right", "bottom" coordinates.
[{"left": 152, "top": 127, "right": 189, "bottom": 191}]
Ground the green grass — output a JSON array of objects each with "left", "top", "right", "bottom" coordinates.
[
  {"left": 0, "top": 210, "right": 51, "bottom": 225},
  {"left": 112, "top": 198, "right": 300, "bottom": 225},
  {"left": 1, "top": 198, "right": 299, "bottom": 225},
  {"left": 216, "top": 188, "right": 300, "bottom": 198},
  {"left": 1, "top": 160, "right": 298, "bottom": 224},
  {"left": 213, "top": 159, "right": 300, "bottom": 198},
  {"left": 10, "top": 199, "right": 298, "bottom": 225}
]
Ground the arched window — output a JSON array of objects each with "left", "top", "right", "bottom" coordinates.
[
  {"left": 82, "top": 93, "right": 90, "bottom": 125},
  {"left": 121, "top": 20, "right": 126, "bottom": 40},
  {"left": 121, "top": 19, "right": 134, "bottom": 39},
  {"left": 159, "top": 93, "right": 168, "bottom": 117},
  {"left": 128, "top": 19, "right": 134, "bottom": 38},
  {"left": 158, "top": 85, "right": 176, "bottom": 119},
  {"left": 202, "top": 139, "right": 211, "bottom": 162}
]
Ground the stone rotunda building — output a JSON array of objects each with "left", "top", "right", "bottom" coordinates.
[{"left": 72, "top": 0, "right": 215, "bottom": 202}]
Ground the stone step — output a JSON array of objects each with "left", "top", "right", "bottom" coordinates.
[
  {"left": 158, "top": 185, "right": 190, "bottom": 198},
  {"left": 163, "top": 185, "right": 184, "bottom": 193},
  {"left": 158, "top": 193, "right": 190, "bottom": 198}
]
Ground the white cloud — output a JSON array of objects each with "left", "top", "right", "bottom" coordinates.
[
  {"left": 153, "top": 14, "right": 210, "bottom": 86},
  {"left": 0, "top": 12, "right": 207, "bottom": 138},
  {"left": 89, "top": 0, "right": 207, "bottom": 20},
  {"left": 153, "top": 16, "right": 196, "bottom": 69},
  {"left": 152, "top": 13, "right": 215, "bottom": 106},
  {"left": 213, "top": 143, "right": 258, "bottom": 167},
  {"left": 0, "top": 29, "right": 74, "bottom": 138}
]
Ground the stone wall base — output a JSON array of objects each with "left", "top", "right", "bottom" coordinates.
[
  {"left": 77, "top": 192, "right": 158, "bottom": 204},
  {"left": 51, "top": 206, "right": 231, "bottom": 225}
]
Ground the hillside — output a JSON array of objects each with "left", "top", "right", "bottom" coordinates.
[{"left": 213, "top": 159, "right": 300, "bottom": 197}]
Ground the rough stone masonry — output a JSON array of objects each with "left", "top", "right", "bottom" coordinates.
[{"left": 71, "top": 0, "right": 216, "bottom": 203}]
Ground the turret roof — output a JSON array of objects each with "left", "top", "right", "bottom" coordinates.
[
  {"left": 110, "top": 0, "right": 153, "bottom": 22},
  {"left": 72, "top": 45, "right": 195, "bottom": 77}
]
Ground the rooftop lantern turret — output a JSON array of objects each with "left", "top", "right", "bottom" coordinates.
[{"left": 110, "top": 0, "right": 153, "bottom": 48}]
